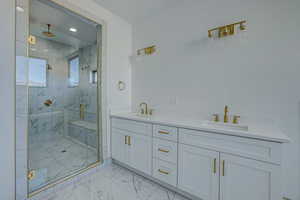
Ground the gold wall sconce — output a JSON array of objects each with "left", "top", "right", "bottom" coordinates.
[
  {"left": 208, "top": 20, "right": 246, "bottom": 38},
  {"left": 137, "top": 45, "right": 156, "bottom": 56}
]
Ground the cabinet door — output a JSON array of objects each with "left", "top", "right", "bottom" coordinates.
[
  {"left": 178, "top": 144, "right": 219, "bottom": 200},
  {"left": 128, "top": 133, "right": 152, "bottom": 175},
  {"left": 111, "top": 128, "right": 129, "bottom": 164},
  {"left": 220, "top": 153, "right": 281, "bottom": 200}
]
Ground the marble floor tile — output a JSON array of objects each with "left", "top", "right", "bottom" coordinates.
[
  {"left": 29, "top": 134, "right": 98, "bottom": 193},
  {"left": 30, "top": 163, "right": 189, "bottom": 200}
]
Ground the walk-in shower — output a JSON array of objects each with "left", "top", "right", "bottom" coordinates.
[{"left": 16, "top": 0, "right": 102, "bottom": 196}]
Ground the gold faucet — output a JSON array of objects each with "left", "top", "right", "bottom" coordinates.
[
  {"left": 224, "top": 105, "right": 229, "bottom": 123},
  {"left": 233, "top": 115, "right": 240, "bottom": 124},
  {"left": 139, "top": 102, "right": 148, "bottom": 115},
  {"left": 212, "top": 114, "right": 219, "bottom": 122}
]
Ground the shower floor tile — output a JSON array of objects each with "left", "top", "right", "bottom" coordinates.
[
  {"left": 29, "top": 135, "right": 98, "bottom": 192},
  {"left": 30, "top": 163, "right": 189, "bottom": 200}
]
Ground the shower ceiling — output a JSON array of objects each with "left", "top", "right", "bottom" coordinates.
[{"left": 30, "top": 0, "right": 98, "bottom": 48}]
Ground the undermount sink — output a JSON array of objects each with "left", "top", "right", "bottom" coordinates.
[{"left": 202, "top": 121, "right": 248, "bottom": 131}]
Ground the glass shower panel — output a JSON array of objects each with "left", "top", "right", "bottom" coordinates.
[
  {"left": 27, "top": 0, "right": 101, "bottom": 194},
  {"left": 16, "top": 41, "right": 29, "bottom": 200},
  {"left": 16, "top": 0, "right": 30, "bottom": 199}
]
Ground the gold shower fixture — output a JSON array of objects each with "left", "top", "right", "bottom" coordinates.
[
  {"left": 42, "top": 24, "right": 56, "bottom": 38},
  {"left": 208, "top": 20, "right": 246, "bottom": 38},
  {"left": 44, "top": 99, "right": 53, "bottom": 107},
  {"left": 80, "top": 104, "right": 85, "bottom": 120}
]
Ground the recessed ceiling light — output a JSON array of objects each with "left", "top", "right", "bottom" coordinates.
[
  {"left": 69, "top": 28, "right": 77, "bottom": 32},
  {"left": 16, "top": 6, "right": 24, "bottom": 12}
]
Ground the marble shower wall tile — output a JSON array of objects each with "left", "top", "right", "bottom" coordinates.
[
  {"left": 68, "top": 124, "right": 97, "bottom": 148},
  {"left": 29, "top": 111, "right": 64, "bottom": 145}
]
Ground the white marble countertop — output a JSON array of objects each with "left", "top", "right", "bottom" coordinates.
[{"left": 111, "top": 112, "right": 290, "bottom": 143}]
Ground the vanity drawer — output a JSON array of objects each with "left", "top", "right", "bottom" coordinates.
[
  {"left": 153, "top": 138, "right": 177, "bottom": 164},
  {"left": 111, "top": 118, "right": 152, "bottom": 136},
  {"left": 153, "top": 125, "right": 178, "bottom": 142},
  {"left": 153, "top": 158, "right": 177, "bottom": 187},
  {"left": 179, "top": 128, "right": 281, "bottom": 164}
]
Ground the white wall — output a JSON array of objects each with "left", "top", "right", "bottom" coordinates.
[
  {"left": 132, "top": 0, "right": 300, "bottom": 199},
  {"left": 0, "top": 0, "right": 15, "bottom": 199}
]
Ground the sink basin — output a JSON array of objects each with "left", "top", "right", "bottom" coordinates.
[{"left": 202, "top": 121, "right": 248, "bottom": 131}]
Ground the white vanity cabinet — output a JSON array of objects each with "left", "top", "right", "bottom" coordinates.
[
  {"left": 219, "top": 153, "right": 281, "bottom": 200},
  {"left": 152, "top": 125, "right": 178, "bottom": 186},
  {"left": 111, "top": 118, "right": 152, "bottom": 175},
  {"left": 111, "top": 128, "right": 129, "bottom": 164},
  {"left": 111, "top": 116, "right": 286, "bottom": 200},
  {"left": 178, "top": 128, "right": 282, "bottom": 200},
  {"left": 128, "top": 132, "right": 152, "bottom": 175},
  {"left": 178, "top": 144, "right": 219, "bottom": 200}
]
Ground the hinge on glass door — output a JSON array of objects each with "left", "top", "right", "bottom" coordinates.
[{"left": 27, "top": 170, "right": 36, "bottom": 180}]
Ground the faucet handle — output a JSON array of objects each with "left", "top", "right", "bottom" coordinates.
[
  {"left": 233, "top": 115, "right": 240, "bottom": 124},
  {"left": 212, "top": 114, "right": 219, "bottom": 122},
  {"left": 149, "top": 109, "right": 154, "bottom": 116}
]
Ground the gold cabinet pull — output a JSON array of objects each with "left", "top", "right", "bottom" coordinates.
[
  {"left": 158, "top": 169, "right": 169, "bottom": 175},
  {"left": 128, "top": 136, "right": 131, "bottom": 145},
  {"left": 222, "top": 160, "right": 225, "bottom": 176},
  {"left": 213, "top": 158, "right": 217, "bottom": 174},
  {"left": 158, "top": 148, "right": 169, "bottom": 153},
  {"left": 125, "top": 136, "right": 127, "bottom": 144},
  {"left": 158, "top": 130, "right": 169, "bottom": 135}
]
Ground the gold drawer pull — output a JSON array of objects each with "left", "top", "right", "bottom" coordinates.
[
  {"left": 158, "top": 169, "right": 169, "bottom": 175},
  {"left": 158, "top": 148, "right": 169, "bottom": 153},
  {"left": 213, "top": 158, "right": 217, "bottom": 174},
  {"left": 158, "top": 130, "right": 169, "bottom": 135},
  {"left": 222, "top": 160, "right": 225, "bottom": 176}
]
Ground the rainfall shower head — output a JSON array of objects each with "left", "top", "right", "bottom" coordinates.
[{"left": 42, "top": 24, "right": 55, "bottom": 38}]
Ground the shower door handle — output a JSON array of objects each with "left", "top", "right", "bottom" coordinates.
[{"left": 128, "top": 136, "right": 131, "bottom": 146}]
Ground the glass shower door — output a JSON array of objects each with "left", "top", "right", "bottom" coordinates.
[{"left": 27, "top": 0, "right": 101, "bottom": 194}]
